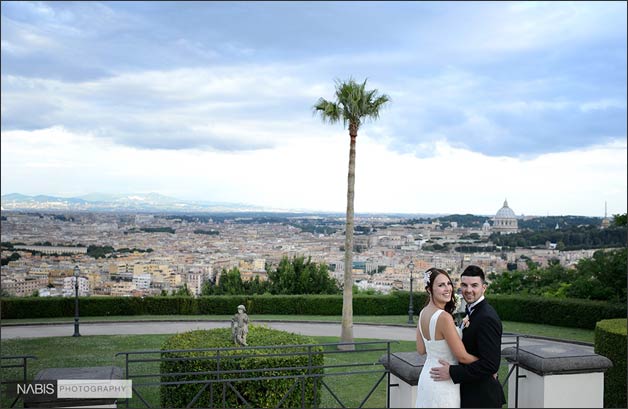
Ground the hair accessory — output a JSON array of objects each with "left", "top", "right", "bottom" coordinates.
[{"left": 423, "top": 271, "right": 431, "bottom": 285}]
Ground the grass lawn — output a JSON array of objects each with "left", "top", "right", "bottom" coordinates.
[
  {"left": 1, "top": 314, "right": 595, "bottom": 343},
  {"left": 1, "top": 334, "right": 412, "bottom": 408},
  {"left": 0, "top": 334, "right": 512, "bottom": 408}
]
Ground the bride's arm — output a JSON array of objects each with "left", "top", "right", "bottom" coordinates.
[
  {"left": 416, "top": 324, "right": 426, "bottom": 355},
  {"left": 438, "top": 313, "right": 478, "bottom": 364}
]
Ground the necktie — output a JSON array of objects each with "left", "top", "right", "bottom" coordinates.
[{"left": 465, "top": 305, "right": 472, "bottom": 316}]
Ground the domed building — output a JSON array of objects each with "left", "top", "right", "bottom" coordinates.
[
  {"left": 492, "top": 199, "right": 519, "bottom": 234},
  {"left": 481, "top": 219, "right": 491, "bottom": 236}
]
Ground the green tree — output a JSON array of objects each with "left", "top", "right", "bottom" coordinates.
[
  {"left": 536, "top": 259, "right": 571, "bottom": 297},
  {"left": 488, "top": 270, "right": 527, "bottom": 294},
  {"left": 567, "top": 248, "right": 627, "bottom": 302},
  {"left": 613, "top": 213, "right": 627, "bottom": 226},
  {"left": 266, "top": 256, "right": 340, "bottom": 295},
  {"left": 200, "top": 279, "right": 213, "bottom": 296},
  {"left": 489, "top": 249, "right": 626, "bottom": 303},
  {"left": 86, "top": 245, "right": 115, "bottom": 259},
  {"left": 213, "top": 268, "right": 244, "bottom": 295},
  {"left": 246, "top": 275, "right": 267, "bottom": 294},
  {"left": 173, "top": 283, "right": 192, "bottom": 297},
  {"left": 1, "top": 252, "right": 21, "bottom": 266},
  {"left": 0, "top": 288, "right": 13, "bottom": 297},
  {"left": 314, "top": 78, "right": 390, "bottom": 347}
]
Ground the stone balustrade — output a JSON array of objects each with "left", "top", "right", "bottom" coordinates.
[{"left": 380, "top": 336, "right": 613, "bottom": 408}]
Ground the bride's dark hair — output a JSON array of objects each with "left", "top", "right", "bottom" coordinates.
[{"left": 423, "top": 267, "right": 456, "bottom": 315}]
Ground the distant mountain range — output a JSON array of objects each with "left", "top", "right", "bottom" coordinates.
[
  {"left": 0, "top": 193, "right": 450, "bottom": 217},
  {"left": 0, "top": 193, "right": 281, "bottom": 213}
]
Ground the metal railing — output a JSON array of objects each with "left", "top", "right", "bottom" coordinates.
[
  {"left": 115, "top": 340, "right": 395, "bottom": 408},
  {"left": 498, "top": 332, "right": 595, "bottom": 408},
  {"left": 502, "top": 332, "right": 593, "bottom": 408},
  {"left": 0, "top": 355, "right": 37, "bottom": 408},
  {"left": 0, "top": 334, "right": 561, "bottom": 408},
  {"left": 500, "top": 333, "right": 522, "bottom": 408}
]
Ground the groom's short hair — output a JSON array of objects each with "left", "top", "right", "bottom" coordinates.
[{"left": 461, "top": 265, "right": 486, "bottom": 283}]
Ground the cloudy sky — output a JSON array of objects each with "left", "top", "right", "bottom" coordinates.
[{"left": 1, "top": 1, "right": 626, "bottom": 216}]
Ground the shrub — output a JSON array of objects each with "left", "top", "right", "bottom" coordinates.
[
  {"left": 595, "top": 319, "right": 627, "bottom": 408},
  {"left": 489, "top": 294, "right": 625, "bottom": 329},
  {"left": 0, "top": 297, "right": 74, "bottom": 318},
  {"left": 160, "top": 326, "right": 323, "bottom": 408},
  {"left": 1, "top": 293, "right": 622, "bottom": 330},
  {"left": 82, "top": 296, "right": 141, "bottom": 316}
]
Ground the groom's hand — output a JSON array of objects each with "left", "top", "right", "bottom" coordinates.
[{"left": 429, "top": 359, "right": 451, "bottom": 382}]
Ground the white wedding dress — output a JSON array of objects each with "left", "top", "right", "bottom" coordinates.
[{"left": 415, "top": 309, "right": 461, "bottom": 408}]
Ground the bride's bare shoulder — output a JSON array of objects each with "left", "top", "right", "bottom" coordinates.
[{"left": 436, "top": 310, "right": 454, "bottom": 325}]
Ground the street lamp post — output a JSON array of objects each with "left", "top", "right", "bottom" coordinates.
[
  {"left": 407, "top": 261, "right": 415, "bottom": 324},
  {"left": 73, "top": 265, "right": 81, "bottom": 337}
]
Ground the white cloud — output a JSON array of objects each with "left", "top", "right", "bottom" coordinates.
[
  {"left": 0, "top": 19, "right": 58, "bottom": 55},
  {"left": 2, "top": 127, "right": 625, "bottom": 216},
  {"left": 580, "top": 99, "right": 627, "bottom": 112},
  {"left": 439, "top": 1, "right": 626, "bottom": 56},
  {"left": 1, "top": 66, "right": 330, "bottom": 150},
  {"left": 1, "top": 2, "right": 625, "bottom": 214}
]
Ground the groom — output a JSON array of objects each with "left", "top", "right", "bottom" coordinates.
[{"left": 429, "top": 265, "right": 506, "bottom": 408}]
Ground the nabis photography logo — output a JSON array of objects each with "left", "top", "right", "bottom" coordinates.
[
  {"left": 15, "top": 381, "right": 56, "bottom": 397},
  {"left": 58, "top": 379, "right": 132, "bottom": 398},
  {"left": 14, "top": 379, "right": 132, "bottom": 401}
]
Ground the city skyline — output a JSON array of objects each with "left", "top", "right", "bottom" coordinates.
[
  {"left": 0, "top": 191, "right": 622, "bottom": 219},
  {"left": 1, "top": 2, "right": 627, "bottom": 216}
]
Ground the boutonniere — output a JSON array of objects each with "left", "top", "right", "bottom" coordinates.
[{"left": 462, "top": 316, "right": 471, "bottom": 328}]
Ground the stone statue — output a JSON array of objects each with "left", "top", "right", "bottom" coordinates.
[{"left": 231, "top": 304, "right": 249, "bottom": 346}]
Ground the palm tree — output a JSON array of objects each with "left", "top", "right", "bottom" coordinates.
[{"left": 313, "top": 78, "right": 390, "bottom": 348}]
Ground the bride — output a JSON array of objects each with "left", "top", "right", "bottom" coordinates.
[{"left": 415, "top": 268, "right": 478, "bottom": 408}]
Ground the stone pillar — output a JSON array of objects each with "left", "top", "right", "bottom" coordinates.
[
  {"left": 503, "top": 341, "right": 612, "bottom": 408},
  {"left": 378, "top": 352, "right": 424, "bottom": 408}
]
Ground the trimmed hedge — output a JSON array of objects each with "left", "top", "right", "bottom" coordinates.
[
  {"left": 1, "top": 293, "right": 624, "bottom": 329},
  {"left": 160, "top": 326, "right": 323, "bottom": 408},
  {"left": 488, "top": 294, "right": 626, "bottom": 329},
  {"left": 595, "top": 319, "right": 627, "bottom": 408},
  {"left": 0, "top": 293, "right": 428, "bottom": 319}
]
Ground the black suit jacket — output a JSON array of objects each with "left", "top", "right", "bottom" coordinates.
[{"left": 449, "top": 299, "right": 506, "bottom": 408}]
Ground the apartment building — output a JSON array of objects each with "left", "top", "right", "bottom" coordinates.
[{"left": 1, "top": 276, "right": 48, "bottom": 297}]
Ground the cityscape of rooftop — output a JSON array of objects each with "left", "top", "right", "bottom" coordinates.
[{"left": 2, "top": 200, "right": 623, "bottom": 298}]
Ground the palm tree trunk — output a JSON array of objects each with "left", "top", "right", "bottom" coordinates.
[{"left": 340, "top": 124, "right": 357, "bottom": 350}]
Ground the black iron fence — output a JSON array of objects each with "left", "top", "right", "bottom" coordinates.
[
  {"left": 0, "top": 335, "right": 542, "bottom": 408},
  {"left": 115, "top": 341, "right": 394, "bottom": 408},
  {"left": 0, "top": 355, "right": 37, "bottom": 408},
  {"left": 501, "top": 333, "right": 523, "bottom": 408}
]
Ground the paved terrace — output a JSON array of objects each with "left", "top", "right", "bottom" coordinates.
[{"left": 0, "top": 320, "right": 593, "bottom": 352}]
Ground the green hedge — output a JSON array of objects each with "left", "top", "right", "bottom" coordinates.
[
  {"left": 0, "top": 293, "right": 427, "bottom": 319},
  {"left": 595, "top": 319, "right": 627, "bottom": 408},
  {"left": 160, "top": 326, "right": 323, "bottom": 408},
  {"left": 1, "top": 293, "right": 624, "bottom": 329},
  {"left": 488, "top": 294, "right": 626, "bottom": 329}
]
